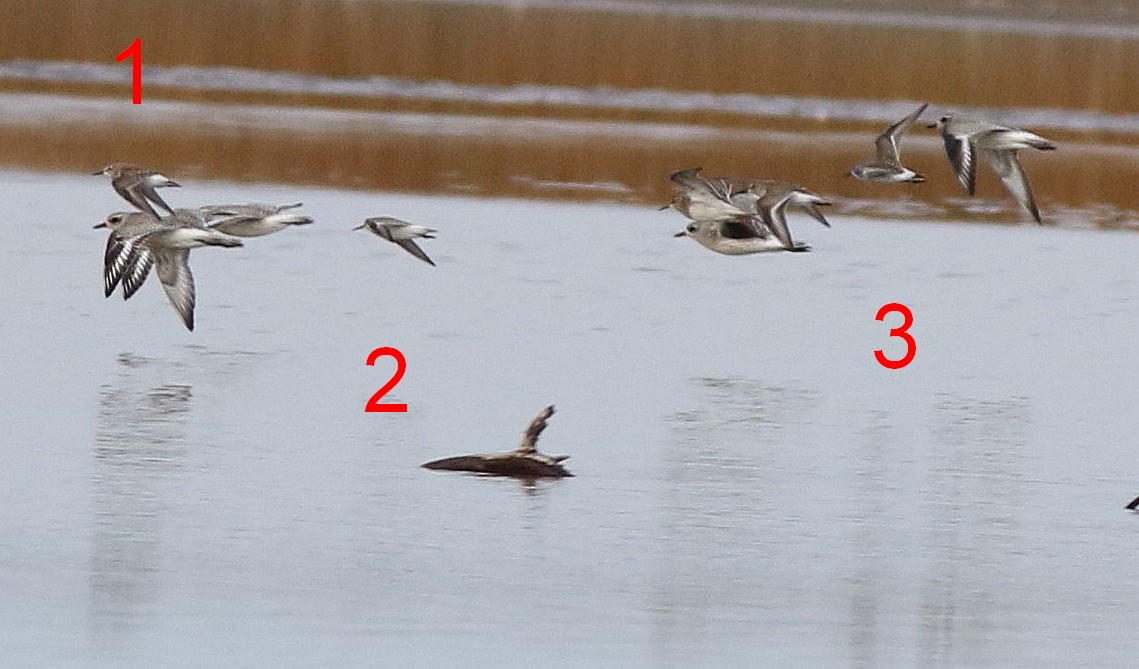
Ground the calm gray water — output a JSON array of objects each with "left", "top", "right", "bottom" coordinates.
[{"left": 3, "top": 169, "right": 1139, "bottom": 667}]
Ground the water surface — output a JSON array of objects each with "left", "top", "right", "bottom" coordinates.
[{"left": 2, "top": 170, "right": 1139, "bottom": 666}]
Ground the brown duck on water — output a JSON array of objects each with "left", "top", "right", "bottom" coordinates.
[{"left": 422, "top": 405, "right": 572, "bottom": 479}]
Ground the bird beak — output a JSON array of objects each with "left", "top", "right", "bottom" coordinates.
[
  {"left": 91, "top": 170, "right": 104, "bottom": 176},
  {"left": 658, "top": 203, "right": 672, "bottom": 211},
  {"left": 924, "top": 122, "right": 938, "bottom": 129},
  {"left": 673, "top": 231, "right": 687, "bottom": 238},
  {"left": 352, "top": 224, "right": 366, "bottom": 230},
  {"left": 93, "top": 222, "right": 107, "bottom": 229}
]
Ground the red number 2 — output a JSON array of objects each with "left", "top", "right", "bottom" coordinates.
[
  {"left": 365, "top": 347, "right": 408, "bottom": 412},
  {"left": 117, "top": 39, "right": 142, "bottom": 104},
  {"left": 874, "top": 303, "right": 916, "bottom": 370}
]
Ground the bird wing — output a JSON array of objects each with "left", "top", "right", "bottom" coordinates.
[
  {"left": 112, "top": 181, "right": 159, "bottom": 217},
  {"left": 944, "top": 132, "right": 977, "bottom": 195},
  {"left": 130, "top": 180, "right": 177, "bottom": 216},
  {"left": 983, "top": 150, "right": 1042, "bottom": 224},
  {"left": 153, "top": 247, "right": 196, "bottom": 331},
  {"left": 209, "top": 217, "right": 264, "bottom": 237},
  {"left": 102, "top": 234, "right": 129, "bottom": 297},
  {"left": 756, "top": 195, "right": 795, "bottom": 250},
  {"left": 516, "top": 405, "right": 556, "bottom": 454},
  {"left": 669, "top": 167, "right": 740, "bottom": 210},
  {"left": 121, "top": 245, "right": 153, "bottom": 300},
  {"left": 719, "top": 219, "right": 764, "bottom": 240},
  {"left": 200, "top": 203, "right": 278, "bottom": 219},
  {"left": 668, "top": 167, "right": 706, "bottom": 190},
  {"left": 395, "top": 238, "right": 436, "bottom": 266},
  {"left": 876, "top": 102, "right": 928, "bottom": 163},
  {"left": 800, "top": 202, "right": 832, "bottom": 228}
]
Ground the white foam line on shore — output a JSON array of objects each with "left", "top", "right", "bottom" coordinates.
[
  {"left": 3, "top": 61, "right": 1139, "bottom": 138},
  {"left": 0, "top": 91, "right": 780, "bottom": 143}
]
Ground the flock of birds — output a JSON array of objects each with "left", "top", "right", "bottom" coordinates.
[
  {"left": 92, "top": 163, "right": 438, "bottom": 330},
  {"left": 668, "top": 104, "right": 1057, "bottom": 254},
  {"left": 90, "top": 106, "right": 1056, "bottom": 331}
]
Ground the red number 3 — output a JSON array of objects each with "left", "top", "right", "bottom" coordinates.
[
  {"left": 874, "top": 303, "right": 916, "bottom": 370},
  {"left": 365, "top": 347, "right": 408, "bottom": 412}
]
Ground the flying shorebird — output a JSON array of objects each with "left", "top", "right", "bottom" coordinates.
[
  {"left": 199, "top": 202, "right": 314, "bottom": 237},
  {"left": 849, "top": 103, "right": 929, "bottom": 184},
  {"left": 674, "top": 218, "right": 811, "bottom": 255},
  {"left": 95, "top": 209, "right": 243, "bottom": 331},
  {"left": 354, "top": 217, "right": 437, "bottom": 266},
  {"left": 929, "top": 113, "right": 1057, "bottom": 223},
  {"left": 93, "top": 163, "right": 181, "bottom": 218}
]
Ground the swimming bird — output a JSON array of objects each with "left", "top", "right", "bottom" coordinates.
[
  {"left": 662, "top": 167, "right": 753, "bottom": 222},
  {"left": 354, "top": 217, "right": 437, "bottom": 266},
  {"left": 929, "top": 113, "right": 1057, "bottom": 223},
  {"left": 674, "top": 219, "right": 811, "bottom": 255},
  {"left": 849, "top": 103, "right": 928, "bottom": 184},
  {"left": 200, "top": 202, "right": 314, "bottom": 237},
  {"left": 94, "top": 163, "right": 181, "bottom": 218},
  {"left": 95, "top": 209, "right": 243, "bottom": 331},
  {"left": 422, "top": 405, "right": 573, "bottom": 478}
]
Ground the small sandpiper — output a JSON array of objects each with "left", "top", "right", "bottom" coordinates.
[
  {"left": 849, "top": 103, "right": 928, "bottom": 184},
  {"left": 199, "top": 202, "right": 314, "bottom": 237},
  {"left": 94, "top": 162, "right": 181, "bottom": 218},
  {"left": 354, "top": 217, "right": 437, "bottom": 266}
]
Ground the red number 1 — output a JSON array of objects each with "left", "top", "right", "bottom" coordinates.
[
  {"left": 874, "top": 303, "right": 916, "bottom": 369},
  {"left": 365, "top": 347, "right": 408, "bottom": 412},
  {"left": 117, "top": 39, "right": 142, "bottom": 104}
]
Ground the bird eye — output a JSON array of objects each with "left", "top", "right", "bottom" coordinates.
[
  {"left": 686, "top": 223, "right": 697, "bottom": 233},
  {"left": 109, "top": 214, "right": 121, "bottom": 223}
]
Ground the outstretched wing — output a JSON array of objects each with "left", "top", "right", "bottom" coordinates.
[
  {"left": 130, "top": 181, "right": 177, "bottom": 216},
  {"left": 112, "top": 181, "right": 159, "bottom": 217},
  {"left": 153, "top": 247, "right": 196, "bottom": 331},
  {"left": 516, "top": 405, "right": 556, "bottom": 454},
  {"left": 876, "top": 102, "right": 928, "bottom": 163},
  {"left": 756, "top": 198, "right": 795, "bottom": 250},
  {"left": 395, "top": 239, "right": 435, "bottom": 266},
  {"left": 944, "top": 133, "right": 977, "bottom": 195},
  {"left": 121, "top": 245, "right": 153, "bottom": 300},
  {"left": 984, "top": 150, "right": 1042, "bottom": 224}
]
